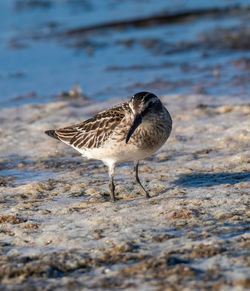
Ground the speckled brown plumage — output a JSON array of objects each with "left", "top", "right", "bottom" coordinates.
[
  {"left": 45, "top": 92, "right": 172, "bottom": 202},
  {"left": 53, "top": 102, "right": 131, "bottom": 149}
]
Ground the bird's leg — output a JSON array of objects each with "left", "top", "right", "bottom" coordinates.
[
  {"left": 108, "top": 164, "right": 116, "bottom": 202},
  {"left": 134, "top": 161, "right": 150, "bottom": 198},
  {"left": 109, "top": 176, "right": 115, "bottom": 202}
]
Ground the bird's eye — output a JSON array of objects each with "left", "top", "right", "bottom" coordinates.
[
  {"left": 147, "top": 102, "right": 153, "bottom": 108},
  {"left": 141, "top": 102, "right": 153, "bottom": 117}
]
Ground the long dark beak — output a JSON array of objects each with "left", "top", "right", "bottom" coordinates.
[{"left": 126, "top": 114, "right": 142, "bottom": 143}]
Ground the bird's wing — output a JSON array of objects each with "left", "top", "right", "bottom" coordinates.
[{"left": 54, "top": 102, "right": 131, "bottom": 149}]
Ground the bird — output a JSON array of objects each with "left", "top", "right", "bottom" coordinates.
[{"left": 45, "top": 91, "right": 172, "bottom": 202}]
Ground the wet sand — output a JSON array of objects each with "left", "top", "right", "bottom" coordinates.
[{"left": 0, "top": 94, "right": 249, "bottom": 290}]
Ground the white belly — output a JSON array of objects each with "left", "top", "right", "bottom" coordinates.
[
  {"left": 74, "top": 116, "right": 171, "bottom": 166},
  {"left": 77, "top": 135, "right": 166, "bottom": 166}
]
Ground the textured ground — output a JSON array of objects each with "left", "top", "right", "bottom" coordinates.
[{"left": 0, "top": 94, "right": 249, "bottom": 290}]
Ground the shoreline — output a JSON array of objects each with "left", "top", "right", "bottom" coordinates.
[{"left": 0, "top": 94, "right": 249, "bottom": 290}]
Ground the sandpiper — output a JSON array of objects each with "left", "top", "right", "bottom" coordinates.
[{"left": 45, "top": 92, "right": 172, "bottom": 201}]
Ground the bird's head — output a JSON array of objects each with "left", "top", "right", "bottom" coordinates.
[{"left": 126, "top": 91, "right": 162, "bottom": 143}]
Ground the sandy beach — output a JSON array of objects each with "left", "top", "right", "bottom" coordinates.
[
  {"left": 1, "top": 0, "right": 249, "bottom": 289},
  {"left": 0, "top": 93, "right": 249, "bottom": 290}
]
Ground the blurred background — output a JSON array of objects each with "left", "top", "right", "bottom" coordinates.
[{"left": 0, "top": 0, "right": 249, "bottom": 107}]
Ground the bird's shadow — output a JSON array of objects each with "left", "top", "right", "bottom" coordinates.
[{"left": 172, "top": 171, "right": 250, "bottom": 187}]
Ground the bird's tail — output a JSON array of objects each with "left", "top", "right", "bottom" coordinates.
[{"left": 44, "top": 130, "right": 60, "bottom": 140}]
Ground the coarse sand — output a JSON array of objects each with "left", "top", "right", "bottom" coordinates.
[{"left": 0, "top": 94, "right": 249, "bottom": 290}]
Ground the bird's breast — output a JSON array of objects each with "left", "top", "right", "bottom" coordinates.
[{"left": 126, "top": 114, "right": 171, "bottom": 151}]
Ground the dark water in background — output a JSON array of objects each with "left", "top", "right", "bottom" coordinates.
[{"left": 0, "top": 0, "right": 249, "bottom": 107}]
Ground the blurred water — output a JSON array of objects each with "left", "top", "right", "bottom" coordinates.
[{"left": 0, "top": 0, "right": 249, "bottom": 107}]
